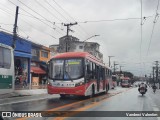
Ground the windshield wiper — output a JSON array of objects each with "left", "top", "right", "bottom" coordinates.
[{"left": 64, "top": 71, "right": 73, "bottom": 82}]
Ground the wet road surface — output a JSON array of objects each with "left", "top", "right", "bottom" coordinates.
[{"left": 1, "top": 86, "right": 160, "bottom": 120}]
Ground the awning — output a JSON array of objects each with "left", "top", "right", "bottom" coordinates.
[
  {"left": 31, "top": 66, "right": 46, "bottom": 74},
  {"left": 14, "top": 51, "right": 31, "bottom": 58}
]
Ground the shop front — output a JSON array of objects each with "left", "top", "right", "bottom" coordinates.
[
  {"left": 31, "top": 66, "right": 46, "bottom": 89},
  {"left": 14, "top": 51, "right": 31, "bottom": 89},
  {"left": 0, "top": 31, "right": 32, "bottom": 90}
]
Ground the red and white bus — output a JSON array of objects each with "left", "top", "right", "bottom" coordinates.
[
  {"left": 47, "top": 52, "right": 113, "bottom": 98},
  {"left": 121, "top": 77, "right": 130, "bottom": 87}
]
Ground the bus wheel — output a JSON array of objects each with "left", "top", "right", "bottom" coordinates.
[{"left": 60, "top": 94, "right": 67, "bottom": 99}]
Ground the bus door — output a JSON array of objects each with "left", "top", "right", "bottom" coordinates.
[
  {"left": 102, "top": 68, "right": 105, "bottom": 90},
  {"left": 96, "top": 65, "right": 100, "bottom": 92}
]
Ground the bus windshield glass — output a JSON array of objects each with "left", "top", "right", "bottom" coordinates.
[
  {"left": 112, "top": 76, "right": 117, "bottom": 81},
  {"left": 50, "top": 58, "right": 83, "bottom": 80},
  {"left": 122, "top": 80, "right": 128, "bottom": 84}
]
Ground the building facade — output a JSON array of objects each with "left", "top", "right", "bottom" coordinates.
[
  {"left": 0, "top": 31, "right": 50, "bottom": 89},
  {"left": 57, "top": 35, "right": 103, "bottom": 61},
  {"left": 0, "top": 31, "right": 31, "bottom": 89},
  {"left": 49, "top": 44, "right": 59, "bottom": 57},
  {"left": 31, "top": 43, "right": 50, "bottom": 88}
]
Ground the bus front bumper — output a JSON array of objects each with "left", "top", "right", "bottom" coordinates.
[{"left": 47, "top": 85, "right": 86, "bottom": 96}]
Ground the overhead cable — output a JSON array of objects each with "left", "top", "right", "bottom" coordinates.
[{"left": 146, "top": 0, "right": 160, "bottom": 56}]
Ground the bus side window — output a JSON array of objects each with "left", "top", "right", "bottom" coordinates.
[
  {"left": 105, "top": 69, "right": 108, "bottom": 78},
  {"left": 95, "top": 65, "right": 99, "bottom": 80},
  {"left": 99, "top": 66, "right": 103, "bottom": 80},
  {"left": 108, "top": 70, "right": 110, "bottom": 77},
  {"left": 102, "top": 68, "right": 105, "bottom": 80}
]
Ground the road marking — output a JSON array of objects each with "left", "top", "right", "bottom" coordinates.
[
  {"left": 15, "top": 94, "right": 106, "bottom": 120},
  {"left": 53, "top": 97, "right": 112, "bottom": 120},
  {"left": 53, "top": 90, "right": 129, "bottom": 120},
  {"left": 15, "top": 88, "right": 131, "bottom": 120}
]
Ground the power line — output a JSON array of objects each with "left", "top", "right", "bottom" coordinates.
[
  {"left": 44, "top": 0, "right": 70, "bottom": 22},
  {"left": 19, "top": 19, "right": 57, "bottom": 39},
  {"left": 16, "top": 0, "right": 65, "bottom": 35},
  {"left": 0, "top": 7, "right": 13, "bottom": 15},
  {"left": 52, "top": 0, "right": 75, "bottom": 21},
  {"left": 0, "top": 27, "right": 13, "bottom": 34},
  {"left": 52, "top": 0, "right": 90, "bottom": 37},
  {"left": 146, "top": 0, "right": 160, "bottom": 56},
  {"left": 7, "top": 0, "right": 60, "bottom": 38},
  {"left": 19, "top": 13, "right": 53, "bottom": 23},
  {"left": 17, "top": 27, "right": 30, "bottom": 39},
  {"left": 1, "top": 1, "right": 57, "bottom": 39},
  {"left": 6, "top": 1, "right": 58, "bottom": 40},
  {"left": 140, "top": 0, "right": 143, "bottom": 77},
  {"left": 0, "top": 23, "right": 13, "bottom": 26},
  {"left": 78, "top": 16, "right": 153, "bottom": 23},
  {"left": 35, "top": 0, "right": 63, "bottom": 22}
]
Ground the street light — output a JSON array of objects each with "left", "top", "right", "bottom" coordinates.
[
  {"left": 83, "top": 35, "right": 100, "bottom": 42},
  {"left": 108, "top": 56, "right": 114, "bottom": 67}
]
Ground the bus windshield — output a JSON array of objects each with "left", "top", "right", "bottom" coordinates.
[
  {"left": 49, "top": 58, "right": 83, "bottom": 80},
  {"left": 122, "top": 80, "right": 129, "bottom": 84},
  {"left": 112, "top": 76, "right": 117, "bottom": 81}
]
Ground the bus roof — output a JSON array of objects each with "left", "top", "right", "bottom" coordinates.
[
  {"left": 0, "top": 43, "right": 12, "bottom": 50},
  {"left": 51, "top": 52, "right": 110, "bottom": 68},
  {"left": 52, "top": 52, "right": 92, "bottom": 59}
]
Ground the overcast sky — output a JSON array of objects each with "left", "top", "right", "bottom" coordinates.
[{"left": 0, "top": 0, "right": 160, "bottom": 76}]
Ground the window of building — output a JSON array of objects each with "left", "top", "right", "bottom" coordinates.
[
  {"left": 41, "top": 50, "right": 48, "bottom": 58},
  {"left": 31, "top": 49, "right": 37, "bottom": 56},
  {"left": 79, "top": 46, "right": 83, "bottom": 49}
]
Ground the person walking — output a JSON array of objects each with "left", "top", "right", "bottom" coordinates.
[{"left": 23, "top": 72, "right": 27, "bottom": 88}]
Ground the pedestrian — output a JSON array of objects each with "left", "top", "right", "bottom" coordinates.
[{"left": 23, "top": 72, "right": 27, "bottom": 88}]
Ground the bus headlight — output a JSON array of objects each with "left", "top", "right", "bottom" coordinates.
[{"left": 48, "top": 81, "right": 52, "bottom": 86}]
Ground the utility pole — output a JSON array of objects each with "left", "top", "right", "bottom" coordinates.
[
  {"left": 108, "top": 56, "right": 114, "bottom": 67},
  {"left": 120, "top": 66, "right": 123, "bottom": 73},
  {"left": 153, "top": 67, "right": 155, "bottom": 86},
  {"left": 113, "top": 61, "right": 118, "bottom": 75},
  {"left": 12, "top": 6, "right": 19, "bottom": 49},
  {"left": 64, "top": 22, "right": 77, "bottom": 36},
  {"left": 64, "top": 22, "right": 77, "bottom": 52},
  {"left": 155, "top": 61, "right": 159, "bottom": 89}
]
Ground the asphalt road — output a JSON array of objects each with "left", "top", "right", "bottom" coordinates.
[{"left": 1, "top": 86, "right": 160, "bottom": 120}]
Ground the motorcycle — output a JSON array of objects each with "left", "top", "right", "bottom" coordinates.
[
  {"left": 139, "top": 86, "right": 146, "bottom": 96},
  {"left": 153, "top": 88, "right": 156, "bottom": 93}
]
